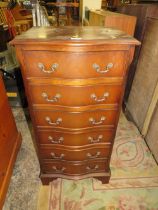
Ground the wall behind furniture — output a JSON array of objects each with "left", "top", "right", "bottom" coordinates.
[
  {"left": 146, "top": 103, "right": 158, "bottom": 162},
  {"left": 79, "top": 0, "right": 102, "bottom": 22},
  {"left": 117, "top": 4, "right": 158, "bottom": 104},
  {"left": 127, "top": 18, "right": 158, "bottom": 162}
]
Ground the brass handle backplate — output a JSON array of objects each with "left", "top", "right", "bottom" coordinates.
[
  {"left": 42, "top": 92, "right": 61, "bottom": 102},
  {"left": 86, "top": 165, "right": 99, "bottom": 171},
  {"left": 87, "top": 151, "right": 101, "bottom": 159},
  {"left": 48, "top": 136, "right": 64, "bottom": 144},
  {"left": 91, "top": 92, "right": 109, "bottom": 102},
  {"left": 89, "top": 116, "right": 106, "bottom": 125},
  {"left": 52, "top": 166, "right": 66, "bottom": 173},
  {"left": 88, "top": 135, "right": 103, "bottom": 143},
  {"left": 38, "top": 62, "right": 59, "bottom": 73},
  {"left": 50, "top": 152, "right": 65, "bottom": 159},
  {"left": 93, "top": 63, "right": 113, "bottom": 74},
  {"left": 45, "top": 117, "right": 62, "bottom": 126}
]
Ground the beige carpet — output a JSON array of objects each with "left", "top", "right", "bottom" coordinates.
[{"left": 37, "top": 113, "right": 158, "bottom": 210}]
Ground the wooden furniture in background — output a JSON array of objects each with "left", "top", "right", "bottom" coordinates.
[
  {"left": 0, "top": 2, "right": 8, "bottom": 26},
  {"left": 102, "top": 0, "right": 107, "bottom": 9},
  {"left": 117, "top": 4, "right": 158, "bottom": 104},
  {"left": 46, "top": 2, "right": 79, "bottom": 25},
  {"left": 12, "top": 26, "right": 139, "bottom": 184},
  {"left": 0, "top": 75, "right": 22, "bottom": 209},
  {"left": 79, "top": 0, "right": 102, "bottom": 23},
  {"left": 10, "top": 4, "right": 32, "bottom": 21},
  {"left": 0, "top": 2, "right": 32, "bottom": 37},
  {"left": 88, "top": 10, "right": 136, "bottom": 36},
  {"left": 106, "top": 0, "right": 120, "bottom": 9},
  {"left": 10, "top": 4, "right": 32, "bottom": 27}
]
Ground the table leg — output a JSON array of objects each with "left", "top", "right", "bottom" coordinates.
[{"left": 66, "top": 7, "right": 71, "bottom": 25}]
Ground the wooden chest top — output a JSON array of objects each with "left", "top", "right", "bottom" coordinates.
[{"left": 11, "top": 26, "right": 140, "bottom": 46}]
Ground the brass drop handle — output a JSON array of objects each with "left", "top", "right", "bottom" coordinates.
[
  {"left": 42, "top": 92, "right": 61, "bottom": 102},
  {"left": 50, "top": 152, "right": 65, "bottom": 159},
  {"left": 89, "top": 116, "right": 106, "bottom": 125},
  {"left": 93, "top": 63, "right": 113, "bottom": 73},
  {"left": 38, "top": 62, "right": 59, "bottom": 73},
  {"left": 48, "top": 136, "right": 64, "bottom": 144},
  {"left": 86, "top": 165, "right": 99, "bottom": 171},
  {"left": 87, "top": 151, "right": 101, "bottom": 159},
  {"left": 52, "top": 166, "right": 66, "bottom": 173},
  {"left": 45, "top": 117, "right": 62, "bottom": 126},
  {"left": 88, "top": 135, "right": 103, "bottom": 143},
  {"left": 91, "top": 92, "right": 109, "bottom": 102}
]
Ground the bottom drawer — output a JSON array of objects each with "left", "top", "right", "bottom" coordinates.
[{"left": 41, "top": 159, "right": 109, "bottom": 175}]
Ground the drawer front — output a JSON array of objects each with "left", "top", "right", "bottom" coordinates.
[
  {"left": 23, "top": 51, "right": 126, "bottom": 78},
  {"left": 37, "top": 129, "right": 114, "bottom": 146},
  {"left": 33, "top": 109, "right": 118, "bottom": 129},
  {"left": 39, "top": 145, "right": 111, "bottom": 161},
  {"left": 29, "top": 84, "right": 122, "bottom": 106},
  {"left": 41, "top": 160, "right": 109, "bottom": 175}
]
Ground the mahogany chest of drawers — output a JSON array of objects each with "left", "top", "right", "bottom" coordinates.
[{"left": 12, "top": 26, "right": 139, "bottom": 184}]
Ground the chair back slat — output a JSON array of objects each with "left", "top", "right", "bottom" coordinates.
[{"left": 0, "top": 7, "right": 8, "bottom": 25}]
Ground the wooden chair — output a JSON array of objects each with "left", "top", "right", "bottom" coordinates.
[
  {"left": 0, "top": 3, "right": 8, "bottom": 27},
  {"left": 10, "top": 4, "right": 33, "bottom": 27},
  {"left": 0, "top": 2, "right": 31, "bottom": 37}
]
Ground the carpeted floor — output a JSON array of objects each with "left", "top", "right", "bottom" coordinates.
[
  {"left": 2, "top": 107, "right": 158, "bottom": 210},
  {"left": 3, "top": 108, "right": 41, "bottom": 210},
  {"left": 38, "top": 111, "right": 158, "bottom": 210}
]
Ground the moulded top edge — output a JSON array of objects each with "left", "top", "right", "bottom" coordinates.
[{"left": 11, "top": 26, "right": 140, "bottom": 46}]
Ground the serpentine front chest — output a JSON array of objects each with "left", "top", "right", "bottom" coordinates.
[{"left": 12, "top": 26, "right": 139, "bottom": 184}]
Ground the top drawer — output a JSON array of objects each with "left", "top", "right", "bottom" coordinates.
[{"left": 23, "top": 51, "right": 126, "bottom": 79}]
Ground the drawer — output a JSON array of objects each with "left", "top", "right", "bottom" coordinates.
[
  {"left": 41, "top": 159, "right": 109, "bottom": 175},
  {"left": 37, "top": 128, "right": 114, "bottom": 146},
  {"left": 33, "top": 109, "right": 118, "bottom": 129},
  {"left": 39, "top": 144, "right": 111, "bottom": 161},
  {"left": 23, "top": 51, "right": 126, "bottom": 78},
  {"left": 29, "top": 84, "right": 122, "bottom": 106}
]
